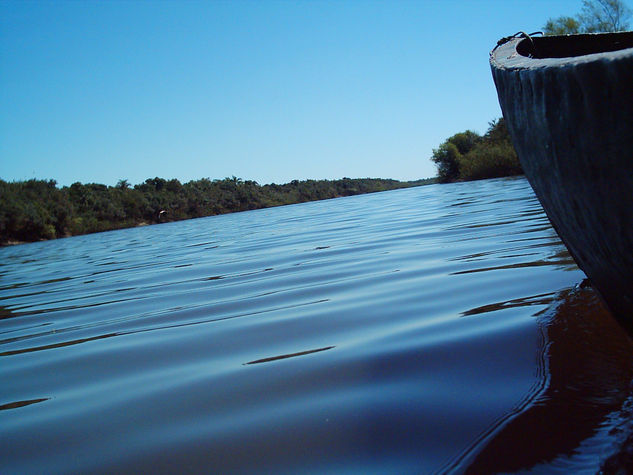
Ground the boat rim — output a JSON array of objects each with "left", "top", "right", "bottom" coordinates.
[{"left": 491, "top": 31, "right": 633, "bottom": 71}]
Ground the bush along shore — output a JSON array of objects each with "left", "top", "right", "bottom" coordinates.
[
  {"left": 0, "top": 176, "right": 435, "bottom": 245},
  {"left": 431, "top": 118, "right": 523, "bottom": 183}
]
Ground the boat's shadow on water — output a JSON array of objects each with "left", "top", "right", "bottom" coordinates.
[{"left": 452, "top": 284, "right": 633, "bottom": 474}]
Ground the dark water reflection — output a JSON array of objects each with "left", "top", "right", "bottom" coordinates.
[
  {"left": 453, "top": 285, "right": 633, "bottom": 474},
  {"left": 1, "top": 177, "right": 631, "bottom": 474}
]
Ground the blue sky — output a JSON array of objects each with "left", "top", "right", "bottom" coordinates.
[{"left": 1, "top": 0, "right": 582, "bottom": 186}]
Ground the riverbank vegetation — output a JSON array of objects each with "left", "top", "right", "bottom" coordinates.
[
  {"left": 0, "top": 176, "right": 434, "bottom": 245},
  {"left": 431, "top": 118, "right": 522, "bottom": 183}
]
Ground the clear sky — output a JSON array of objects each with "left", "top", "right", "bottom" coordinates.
[{"left": 1, "top": 0, "right": 582, "bottom": 186}]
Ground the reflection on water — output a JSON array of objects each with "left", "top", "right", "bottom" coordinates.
[
  {"left": 1, "top": 177, "right": 631, "bottom": 474},
  {"left": 448, "top": 284, "right": 633, "bottom": 474}
]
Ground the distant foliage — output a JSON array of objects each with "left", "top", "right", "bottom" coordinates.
[
  {"left": 0, "top": 176, "right": 435, "bottom": 245},
  {"left": 431, "top": 118, "right": 522, "bottom": 183},
  {"left": 431, "top": 142, "right": 461, "bottom": 183},
  {"left": 579, "top": 0, "right": 631, "bottom": 31},
  {"left": 543, "top": 16, "right": 582, "bottom": 35},
  {"left": 544, "top": 0, "right": 631, "bottom": 35},
  {"left": 431, "top": 131, "right": 481, "bottom": 183}
]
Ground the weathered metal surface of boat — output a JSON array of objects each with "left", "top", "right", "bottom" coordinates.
[{"left": 490, "top": 32, "right": 633, "bottom": 326}]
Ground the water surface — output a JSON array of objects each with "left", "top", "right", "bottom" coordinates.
[{"left": 2, "top": 177, "right": 631, "bottom": 473}]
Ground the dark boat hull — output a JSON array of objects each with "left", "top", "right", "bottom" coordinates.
[{"left": 490, "top": 32, "right": 633, "bottom": 326}]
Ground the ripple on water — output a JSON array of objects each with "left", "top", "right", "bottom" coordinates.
[{"left": 1, "top": 177, "right": 631, "bottom": 474}]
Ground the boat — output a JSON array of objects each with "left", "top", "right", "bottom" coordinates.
[{"left": 490, "top": 31, "right": 633, "bottom": 329}]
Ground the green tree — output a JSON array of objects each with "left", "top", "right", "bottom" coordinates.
[
  {"left": 431, "top": 131, "right": 481, "bottom": 183},
  {"left": 432, "top": 142, "right": 462, "bottom": 183},
  {"left": 544, "top": 0, "right": 631, "bottom": 35},
  {"left": 579, "top": 0, "right": 631, "bottom": 31},
  {"left": 543, "top": 16, "right": 581, "bottom": 35},
  {"left": 431, "top": 119, "right": 522, "bottom": 183}
]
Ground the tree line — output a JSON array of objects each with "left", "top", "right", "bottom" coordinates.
[{"left": 0, "top": 176, "right": 434, "bottom": 245}]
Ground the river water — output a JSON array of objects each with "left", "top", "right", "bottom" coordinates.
[{"left": 2, "top": 177, "right": 632, "bottom": 474}]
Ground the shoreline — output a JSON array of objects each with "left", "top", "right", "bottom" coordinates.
[{"left": 1, "top": 177, "right": 437, "bottom": 247}]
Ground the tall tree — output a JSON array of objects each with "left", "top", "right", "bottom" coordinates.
[
  {"left": 579, "top": 0, "right": 631, "bottom": 32},
  {"left": 431, "top": 131, "right": 481, "bottom": 183},
  {"left": 544, "top": 0, "right": 631, "bottom": 35}
]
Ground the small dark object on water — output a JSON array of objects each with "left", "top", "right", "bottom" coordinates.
[{"left": 490, "top": 31, "right": 633, "bottom": 331}]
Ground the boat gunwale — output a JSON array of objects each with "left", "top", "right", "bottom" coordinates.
[{"left": 491, "top": 32, "right": 633, "bottom": 71}]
